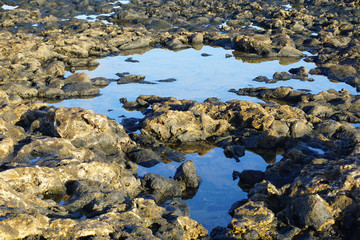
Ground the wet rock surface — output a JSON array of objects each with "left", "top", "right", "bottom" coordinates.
[{"left": 0, "top": 0, "right": 360, "bottom": 239}]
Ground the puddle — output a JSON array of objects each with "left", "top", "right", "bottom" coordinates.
[
  {"left": 112, "top": 0, "right": 131, "bottom": 4},
  {"left": 138, "top": 148, "right": 277, "bottom": 231},
  {"left": 54, "top": 45, "right": 356, "bottom": 124},
  {"left": 72, "top": 0, "right": 130, "bottom": 23},
  {"left": 245, "top": 23, "right": 265, "bottom": 31},
  {"left": 282, "top": 4, "right": 292, "bottom": 10},
  {"left": 218, "top": 20, "right": 228, "bottom": 28},
  {"left": 2, "top": 5, "right": 18, "bottom": 10},
  {"left": 74, "top": 13, "right": 114, "bottom": 24},
  {"left": 58, "top": 45, "right": 355, "bottom": 104},
  {"left": 50, "top": 45, "right": 357, "bottom": 231}
]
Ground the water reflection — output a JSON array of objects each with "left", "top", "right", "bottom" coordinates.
[
  {"left": 54, "top": 45, "right": 356, "bottom": 122},
  {"left": 50, "top": 45, "right": 354, "bottom": 232},
  {"left": 138, "top": 147, "right": 277, "bottom": 231}
]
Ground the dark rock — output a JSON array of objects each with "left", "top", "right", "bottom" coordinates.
[
  {"left": 163, "top": 198, "right": 190, "bottom": 218},
  {"left": 236, "top": 170, "right": 265, "bottom": 192},
  {"left": 117, "top": 74, "right": 145, "bottom": 84},
  {"left": 253, "top": 76, "right": 272, "bottom": 83},
  {"left": 128, "top": 148, "right": 162, "bottom": 167},
  {"left": 147, "top": 19, "right": 172, "bottom": 32},
  {"left": 289, "top": 66, "right": 309, "bottom": 78},
  {"left": 156, "top": 78, "right": 176, "bottom": 83},
  {"left": 125, "top": 57, "right": 139, "bottom": 63},
  {"left": 289, "top": 194, "right": 334, "bottom": 231},
  {"left": 174, "top": 160, "right": 200, "bottom": 188},
  {"left": 155, "top": 146, "right": 186, "bottom": 162},
  {"left": 62, "top": 82, "right": 100, "bottom": 97},
  {"left": 91, "top": 77, "right": 111, "bottom": 86},
  {"left": 273, "top": 72, "right": 293, "bottom": 80},
  {"left": 224, "top": 144, "right": 245, "bottom": 160}
]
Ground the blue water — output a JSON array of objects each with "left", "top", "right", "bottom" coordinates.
[{"left": 50, "top": 45, "right": 356, "bottom": 231}]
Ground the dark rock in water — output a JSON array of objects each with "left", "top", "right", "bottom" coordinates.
[
  {"left": 289, "top": 66, "right": 309, "bottom": 78},
  {"left": 224, "top": 144, "right": 245, "bottom": 160},
  {"left": 201, "top": 53, "right": 212, "bottom": 57},
  {"left": 125, "top": 57, "right": 139, "bottom": 63},
  {"left": 253, "top": 75, "right": 272, "bottom": 83},
  {"left": 128, "top": 148, "right": 162, "bottom": 167},
  {"left": 156, "top": 78, "right": 176, "bottom": 83},
  {"left": 62, "top": 82, "right": 100, "bottom": 97},
  {"left": 142, "top": 173, "right": 185, "bottom": 202},
  {"left": 116, "top": 72, "right": 130, "bottom": 78},
  {"left": 174, "top": 160, "right": 201, "bottom": 189},
  {"left": 119, "top": 97, "right": 127, "bottom": 104},
  {"left": 234, "top": 170, "right": 264, "bottom": 192},
  {"left": 117, "top": 74, "right": 146, "bottom": 84},
  {"left": 204, "top": 97, "right": 221, "bottom": 105},
  {"left": 210, "top": 226, "right": 228, "bottom": 239},
  {"left": 91, "top": 77, "right": 111, "bottom": 86},
  {"left": 121, "top": 117, "right": 141, "bottom": 132},
  {"left": 273, "top": 71, "right": 293, "bottom": 80}
]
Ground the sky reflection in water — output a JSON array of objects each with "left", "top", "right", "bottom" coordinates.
[
  {"left": 51, "top": 45, "right": 355, "bottom": 231},
  {"left": 138, "top": 148, "right": 281, "bottom": 231}
]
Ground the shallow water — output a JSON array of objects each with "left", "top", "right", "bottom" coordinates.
[
  {"left": 57, "top": 45, "right": 356, "bottom": 118},
  {"left": 51, "top": 45, "right": 356, "bottom": 231},
  {"left": 138, "top": 148, "right": 281, "bottom": 231},
  {"left": 2, "top": 5, "right": 18, "bottom": 10}
]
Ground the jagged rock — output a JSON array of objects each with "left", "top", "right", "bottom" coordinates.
[
  {"left": 229, "top": 201, "right": 276, "bottom": 238},
  {"left": 142, "top": 109, "right": 231, "bottom": 142},
  {"left": 288, "top": 194, "right": 335, "bottom": 231},
  {"left": 38, "top": 107, "right": 135, "bottom": 157}
]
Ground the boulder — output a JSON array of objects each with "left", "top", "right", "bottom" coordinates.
[
  {"left": 174, "top": 160, "right": 201, "bottom": 188},
  {"left": 289, "top": 194, "right": 335, "bottom": 231}
]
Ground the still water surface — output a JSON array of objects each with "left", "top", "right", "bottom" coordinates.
[{"left": 51, "top": 45, "right": 356, "bottom": 231}]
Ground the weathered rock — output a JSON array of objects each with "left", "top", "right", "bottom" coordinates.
[
  {"left": 174, "top": 160, "right": 201, "bottom": 189},
  {"left": 128, "top": 148, "right": 162, "bottom": 167},
  {"left": 288, "top": 194, "right": 335, "bottom": 231},
  {"left": 142, "top": 110, "right": 231, "bottom": 142},
  {"left": 228, "top": 201, "right": 276, "bottom": 238},
  {"left": 38, "top": 107, "right": 135, "bottom": 157},
  {"left": 117, "top": 74, "right": 146, "bottom": 84}
]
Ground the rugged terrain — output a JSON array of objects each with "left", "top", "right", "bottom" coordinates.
[{"left": 0, "top": 0, "right": 360, "bottom": 239}]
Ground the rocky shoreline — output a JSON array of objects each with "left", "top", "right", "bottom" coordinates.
[{"left": 0, "top": 0, "right": 360, "bottom": 239}]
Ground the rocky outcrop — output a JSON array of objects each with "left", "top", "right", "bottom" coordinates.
[
  {"left": 0, "top": 90, "right": 207, "bottom": 239},
  {"left": 1, "top": 0, "right": 360, "bottom": 238}
]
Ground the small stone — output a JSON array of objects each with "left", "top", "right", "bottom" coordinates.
[{"left": 174, "top": 160, "right": 200, "bottom": 188}]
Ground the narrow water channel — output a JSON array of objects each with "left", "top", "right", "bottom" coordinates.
[{"left": 50, "top": 45, "right": 357, "bottom": 231}]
